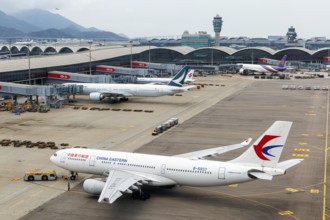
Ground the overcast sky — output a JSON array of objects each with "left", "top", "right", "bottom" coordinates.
[{"left": 1, "top": 0, "right": 329, "bottom": 39}]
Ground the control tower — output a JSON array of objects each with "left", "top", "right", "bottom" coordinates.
[
  {"left": 286, "top": 26, "right": 297, "bottom": 43},
  {"left": 213, "top": 14, "right": 223, "bottom": 46}
]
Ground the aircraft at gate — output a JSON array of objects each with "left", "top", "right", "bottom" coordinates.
[
  {"left": 63, "top": 66, "right": 194, "bottom": 102},
  {"left": 50, "top": 121, "right": 303, "bottom": 204},
  {"left": 238, "top": 55, "right": 287, "bottom": 74}
]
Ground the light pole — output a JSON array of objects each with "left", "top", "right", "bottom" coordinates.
[
  {"left": 148, "top": 40, "right": 151, "bottom": 64},
  {"left": 130, "top": 40, "right": 133, "bottom": 69},
  {"left": 211, "top": 47, "right": 214, "bottom": 66},
  {"left": 9, "top": 39, "right": 12, "bottom": 59},
  {"left": 27, "top": 45, "right": 31, "bottom": 85},
  {"left": 88, "top": 41, "right": 93, "bottom": 75},
  {"left": 251, "top": 49, "right": 254, "bottom": 64}
]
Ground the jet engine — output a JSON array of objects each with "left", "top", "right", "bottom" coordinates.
[
  {"left": 89, "top": 92, "right": 105, "bottom": 101},
  {"left": 239, "top": 68, "right": 245, "bottom": 74},
  {"left": 83, "top": 179, "right": 105, "bottom": 195}
]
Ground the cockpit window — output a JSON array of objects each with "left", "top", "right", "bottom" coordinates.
[{"left": 53, "top": 153, "right": 57, "bottom": 157}]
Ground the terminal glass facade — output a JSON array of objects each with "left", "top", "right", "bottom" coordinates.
[{"left": 181, "top": 31, "right": 211, "bottom": 49}]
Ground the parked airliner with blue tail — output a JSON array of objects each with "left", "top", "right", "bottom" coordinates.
[
  {"left": 50, "top": 121, "right": 302, "bottom": 204},
  {"left": 238, "top": 55, "right": 287, "bottom": 74},
  {"left": 63, "top": 66, "right": 194, "bottom": 102}
]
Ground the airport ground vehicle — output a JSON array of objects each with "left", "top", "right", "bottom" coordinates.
[
  {"left": 152, "top": 118, "right": 179, "bottom": 135},
  {"left": 24, "top": 170, "right": 57, "bottom": 181}
]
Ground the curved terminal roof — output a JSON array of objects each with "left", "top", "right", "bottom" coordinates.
[
  {"left": 236, "top": 46, "right": 276, "bottom": 55},
  {"left": 276, "top": 47, "right": 312, "bottom": 55},
  {"left": 0, "top": 44, "right": 328, "bottom": 73},
  {"left": 192, "top": 46, "right": 237, "bottom": 55},
  {"left": 151, "top": 46, "right": 195, "bottom": 55},
  {"left": 0, "top": 46, "right": 151, "bottom": 72}
]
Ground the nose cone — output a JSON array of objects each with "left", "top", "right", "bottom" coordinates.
[
  {"left": 50, "top": 155, "right": 55, "bottom": 163},
  {"left": 50, "top": 151, "right": 60, "bottom": 165}
]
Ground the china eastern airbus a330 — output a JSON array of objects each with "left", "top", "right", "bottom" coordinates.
[{"left": 50, "top": 121, "right": 302, "bottom": 204}]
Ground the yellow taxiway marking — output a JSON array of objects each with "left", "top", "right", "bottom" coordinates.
[
  {"left": 305, "top": 113, "right": 316, "bottom": 116},
  {"left": 294, "top": 148, "right": 310, "bottom": 152},
  {"left": 292, "top": 154, "right": 309, "bottom": 158},
  {"left": 310, "top": 189, "right": 320, "bottom": 194},
  {"left": 228, "top": 184, "right": 238, "bottom": 187},
  {"left": 322, "top": 89, "right": 329, "bottom": 220},
  {"left": 10, "top": 177, "right": 21, "bottom": 182},
  {"left": 299, "top": 142, "right": 308, "bottom": 145},
  {"left": 301, "top": 134, "right": 324, "bottom": 137},
  {"left": 278, "top": 210, "right": 294, "bottom": 216},
  {"left": 285, "top": 188, "right": 300, "bottom": 193},
  {"left": 185, "top": 186, "right": 301, "bottom": 219}
]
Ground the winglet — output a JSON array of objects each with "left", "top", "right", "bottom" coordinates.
[{"left": 241, "top": 138, "right": 252, "bottom": 146}]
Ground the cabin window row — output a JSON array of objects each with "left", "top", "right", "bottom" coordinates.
[
  {"left": 68, "top": 157, "right": 86, "bottom": 161},
  {"left": 167, "top": 168, "right": 212, "bottom": 174},
  {"left": 101, "top": 161, "right": 155, "bottom": 169}
]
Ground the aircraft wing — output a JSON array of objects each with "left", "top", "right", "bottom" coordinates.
[
  {"left": 98, "top": 170, "right": 147, "bottom": 204},
  {"left": 174, "top": 138, "right": 252, "bottom": 159}
]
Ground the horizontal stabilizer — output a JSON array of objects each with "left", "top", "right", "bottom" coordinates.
[
  {"left": 276, "top": 159, "right": 303, "bottom": 170},
  {"left": 249, "top": 172, "right": 273, "bottom": 180}
]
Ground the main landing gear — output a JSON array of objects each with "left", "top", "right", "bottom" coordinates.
[
  {"left": 70, "top": 171, "right": 78, "bottom": 180},
  {"left": 131, "top": 190, "right": 150, "bottom": 201},
  {"left": 109, "top": 97, "right": 128, "bottom": 103}
]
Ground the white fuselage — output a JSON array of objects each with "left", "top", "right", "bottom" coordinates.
[
  {"left": 136, "top": 77, "right": 193, "bottom": 84},
  {"left": 241, "top": 64, "right": 270, "bottom": 73},
  {"left": 51, "top": 148, "right": 258, "bottom": 187},
  {"left": 238, "top": 64, "right": 286, "bottom": 74},
  {"left": 67, "top": 83, "right": 188, "bottom": 97}
]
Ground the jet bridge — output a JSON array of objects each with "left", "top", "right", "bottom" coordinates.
[
  {"left": 47, "top": 71, "right": 113, "bottom": 84},
  {"left": 95, "top": 65, "right": 149, "bottom": 77},
  {"left": 0, "top": 82, "right": 83, "bottom": 108}
]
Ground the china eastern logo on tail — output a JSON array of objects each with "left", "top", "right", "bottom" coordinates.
[{"left": 254, "top": 135, "right": 283, "bottom": 160}]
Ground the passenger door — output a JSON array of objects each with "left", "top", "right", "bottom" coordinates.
[
  {"left": 218, "top": 167, "right": 226, "bottom": 179},
  {"left": 60, "top": 152, "right": 67, "bottom": 163},
  {"left": 89, "top": 155, "right": 96, "bottom": 166},
  {"left": 161, "top": 164, "right": 166, "bottom": 174}
]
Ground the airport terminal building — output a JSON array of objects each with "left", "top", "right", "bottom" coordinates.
[{"left": 0, "top": 43, "right": 330, "bottom": 84}]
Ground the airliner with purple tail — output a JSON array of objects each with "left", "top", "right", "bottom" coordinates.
[{"left": 238, "top": 55, "right": 287, "bottom": 74}]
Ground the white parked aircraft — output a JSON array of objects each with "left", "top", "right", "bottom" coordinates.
[
  {"left": 50, "top": 121, "right": 302, "bottom": 204},
  {"left": 238, "top": 55, "right": 287, "bottom": 75},
  {"left": 15, "top": 40, "right": 34, "bottom": 46},
  {"left": 136, "top": 69, "right": 195, "bottom": 84},
  {"left": 63, "top": 66, "right": 194, "bottom": 102}
]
